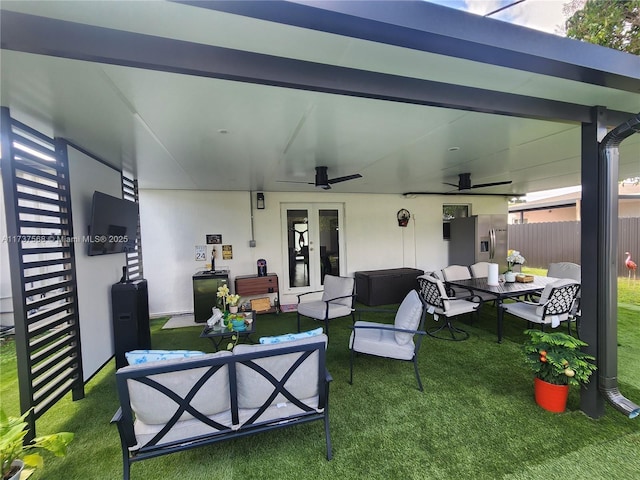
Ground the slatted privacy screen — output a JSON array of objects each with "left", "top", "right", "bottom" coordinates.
[
  {"left": 1, "top": 109, "right": 84, "bottom": 433},
  {"left": 122, "top": 174, "right": 143, "bottom": 281}
]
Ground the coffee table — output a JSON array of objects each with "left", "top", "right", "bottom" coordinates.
[{"left": 200, "top": 310, "right": 257, "bottom": 351}]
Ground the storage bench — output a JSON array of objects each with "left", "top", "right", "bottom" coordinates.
[{"left": 355, "top": 268, "right": 424, "bottom": 306}]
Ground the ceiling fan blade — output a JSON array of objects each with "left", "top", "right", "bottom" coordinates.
[
  {"left": 327, "top": 173, "right": 362, "bottom": 184},
  {"left": 403, "top": 190, "right": 523, "bottom": 197},
  {"left": 275, "top": 180, "right": 315, "bottom": 185},
  {"left": 470, "top": 180, "right": 513, "bottom": 189},
  {"left": 443, "top": 182, "right": 459, "bottom": 188}
]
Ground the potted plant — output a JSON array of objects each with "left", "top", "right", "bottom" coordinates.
[
  {"left": 505, "top": 250, "right": 525, "bottom": 282},
  {"left": 226, "top": 294, "right": 241, "bottom": 314},
  {"left": 523, "top": 330, "right": 597, "bottom": 412},
  {"left": 216, "top": 284, "right": 241, "bottom": 313},
  {"left": 1, "top": 409, "right": 73, "bottom": 480}
]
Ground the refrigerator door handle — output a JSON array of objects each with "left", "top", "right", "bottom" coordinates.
[{"left": 489, "top": 228, "right": 495, "bottom": 259}]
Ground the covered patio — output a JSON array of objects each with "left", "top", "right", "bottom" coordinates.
[{"left": 1, "top": 2, "right": 639, "bottom": 475}]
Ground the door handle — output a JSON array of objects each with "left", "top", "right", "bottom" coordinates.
[{"left": 489, "top": 228, "right": 496, "bottom": 260}]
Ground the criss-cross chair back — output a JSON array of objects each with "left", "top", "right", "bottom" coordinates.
[
  {"left": 417, "top": 275, "right": 448, "bottom": 312},
  {"left": 499, "top": 279, "right": 581, "bottom": 336},
  {"left": 536, "top": 280, "right": 580, "bottom": 320},
  {"left": 417, "top": 275, "right": 478, "bottom": 341}
]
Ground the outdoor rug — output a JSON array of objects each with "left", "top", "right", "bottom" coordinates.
[{"left": 161, "top": 314, "right": 200, "bottom": 330}]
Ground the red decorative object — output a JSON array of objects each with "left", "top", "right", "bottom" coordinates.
[
  {"left": 397, "top": 209, "right": 410, "bottom": 227},
  {"left": 625, "top": 252, "right": 637, "bottom": 280},
  {"left": 534, "top": 377, "right": 569, "bottom": 413}
]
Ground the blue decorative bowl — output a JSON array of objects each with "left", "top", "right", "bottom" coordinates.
[{"left": 231, "top": 319, "right": 245, "bottom": 330}]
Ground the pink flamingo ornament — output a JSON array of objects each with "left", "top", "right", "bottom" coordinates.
[{"left": 625, "top": 252, "right": 637, "bottom": 280}]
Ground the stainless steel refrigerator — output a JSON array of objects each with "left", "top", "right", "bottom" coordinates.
[{"left": 449, "top": 215, "right": 508, "bottom": 271}]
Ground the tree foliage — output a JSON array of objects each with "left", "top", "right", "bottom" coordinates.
[{"left": 564, "top": 0, "right": 640, "bottom": 55}]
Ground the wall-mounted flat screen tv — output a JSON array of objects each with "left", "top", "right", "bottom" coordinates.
[{"left": 88, "top": 191, "right": 139, "bottom": 256}]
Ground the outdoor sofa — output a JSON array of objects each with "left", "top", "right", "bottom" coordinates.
[{"left": 111, "top": 334, "right": 332, "bottom": 479}]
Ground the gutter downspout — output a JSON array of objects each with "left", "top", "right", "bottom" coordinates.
[{"left": 598, "top": 112, "right": 640, "bottom": 419}]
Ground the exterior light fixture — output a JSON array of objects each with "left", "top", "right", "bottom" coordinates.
[{"left": 256, "top": 192, "right": 265, "bottom": 209}]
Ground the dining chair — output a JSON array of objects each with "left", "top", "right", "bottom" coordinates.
[
  {"left": 442, "top": 264, "right": 495, "bottom": 304},
  {"left": 417, "top": 275, "right": 479, "bottom": 341},
  {"left": 348, "top": 289, "right": 427, "bottom": 391},
  {"left": 297, "top": 275, "right": 355, "bottom": 335},
  {"left": 441, "top": 265, "right": 473, "bottom": 298},
  {"left": 498, "top": 279, "right": 581, "bottom": 336},
  {"left": 470, "top": 262, "right": 490, "bottom": 278},
  {"left": 544, "top": 262, "right": 582, "bottom": 319}
]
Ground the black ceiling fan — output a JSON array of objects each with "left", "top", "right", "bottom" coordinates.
[
  {"left": 444, "top": 172, "right": 512, "bottom": 191},
  {"left": 403, "top": 172, "right": 519, "bottom": 197},
  {"left": 278, "top": 166, "right": 362, "bottom": 190}
]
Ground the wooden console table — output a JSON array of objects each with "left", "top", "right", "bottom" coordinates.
[{"left": 235, "top": 273, "right": 280, "bottom": 314}]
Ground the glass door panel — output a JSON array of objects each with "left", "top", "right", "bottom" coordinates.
[{"left": 282, "top": 204, "right": 344, "bottom": 292}]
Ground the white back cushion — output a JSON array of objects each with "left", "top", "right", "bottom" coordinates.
[
  {"left": 470, "top": 262, "right": 490, "bottom": 278},
  {"left": 394, "top": 290, "right": 424, "bottom": 345},
  {"left": 547, "top": 262, "right": 581, "bottom": 282},
  {"left": 321, "top": 275, "right": 354, "bottom": 307},
  {"left": 442, "top": 265, "right": 471, "bottom": 282},
  {"left": 233, "top": 335, "right": 328, "bottom": 409},
  {"left": 124, "top": 351, "right": 232, "bottom": 425}
]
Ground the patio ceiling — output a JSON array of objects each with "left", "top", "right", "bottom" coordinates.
[{"left": 1, "top": 1, "right": 639, "bottom": 196}]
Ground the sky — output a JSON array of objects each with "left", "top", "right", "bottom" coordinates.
[{"left": 426, "top": 0, "right": 573, "bottom": 35}]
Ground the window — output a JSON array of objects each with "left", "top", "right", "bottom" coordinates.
[{"left": 443, "top": 204, "right": 470, "bottom": 240}]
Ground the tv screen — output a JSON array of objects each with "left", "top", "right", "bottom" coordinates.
[{"left": 88, "top": 191, "right": 139, "bottom": 256}]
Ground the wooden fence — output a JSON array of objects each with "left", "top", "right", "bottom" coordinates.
[{"left": 509, "top": 217, "right": 639, "bottom": 277}]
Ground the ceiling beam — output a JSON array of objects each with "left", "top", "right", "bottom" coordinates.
[
  {"left": 2, "top": 10, "right": 627, "bottom": 126},
  {"left": 180, "top": 0, "right": 640, "bottom": 94}
]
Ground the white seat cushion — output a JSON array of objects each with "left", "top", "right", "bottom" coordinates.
[
  {"left": 393, "top": 290, "right": 424, "bottom": 345},
  {"left": 349, "top": 321, "right": 416, "bottom": 360},
  {"left": 443, "top": 298, "right": 479, "bottom": 317},
  {"left": 297, "top": 301, "right": 352, "bottom": 320}
]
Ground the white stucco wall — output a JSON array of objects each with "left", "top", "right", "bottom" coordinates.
[{"left": 139, "top": 189, "right": 506, "bottom": 315}]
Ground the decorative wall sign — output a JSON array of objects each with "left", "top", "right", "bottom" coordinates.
[
  {"left": 206, "top": 234, "right": 222, "bottom": 244},
  {"left": 195, "top": 245, "right": 207, "bottom": 261},
  {"left": 222, "top": 244, "right": 233, "bottom": 260}
]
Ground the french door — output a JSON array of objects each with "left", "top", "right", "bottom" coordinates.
[{"left": 281, "top": 203, "right": 344, "bottom": 292}]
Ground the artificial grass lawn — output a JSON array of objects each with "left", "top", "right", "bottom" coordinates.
[{"left": 1, "top": 278, "right": 639, "bottom": 479}]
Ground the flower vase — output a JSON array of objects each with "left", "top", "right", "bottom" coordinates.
[
  {"left": 229, "top": 305, "right": 238, "bottom": 314},
  {"left": 504, "top": 271, "right": 516, "bottom": 283}
]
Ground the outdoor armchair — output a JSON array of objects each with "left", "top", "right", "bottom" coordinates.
[
  {"left": 417, "top": 275, "right": 479, "bottom": 341},
  {"left": 348, "top": 289, "right": 427, "bottom": 391},
  {"left": 498, "top": 279, "right": 581, "bottom": 335},
  {"left": 297, "top": 275, "right": 355, "bottom": 335}
]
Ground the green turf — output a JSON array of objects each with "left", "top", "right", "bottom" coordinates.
[{"left": 1, "top": 278, "right": 638, "bottom": 479}]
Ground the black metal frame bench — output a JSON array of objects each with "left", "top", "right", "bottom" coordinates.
[{"left": 111, "top": 339, "right": 332, "bottom": 479}]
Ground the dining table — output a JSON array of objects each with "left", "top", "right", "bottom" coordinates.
[{"left": 443, "top": 275, "right": 558, "bottom": 343}]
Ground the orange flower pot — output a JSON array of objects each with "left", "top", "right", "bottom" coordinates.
[{"left": 534, "top": 377, "right": 569, "bottom": 413}]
